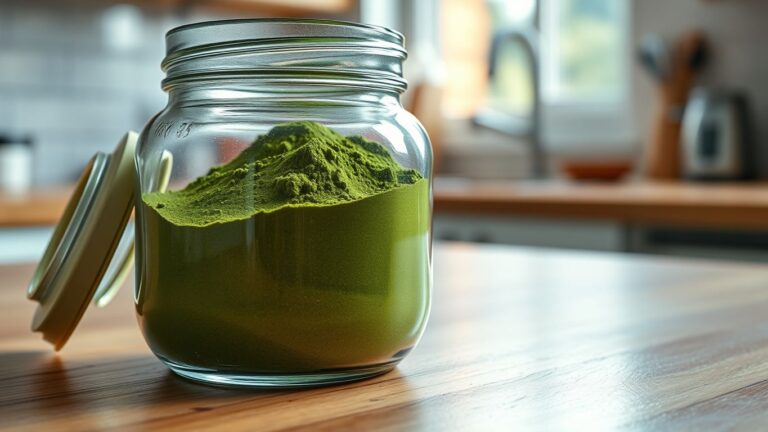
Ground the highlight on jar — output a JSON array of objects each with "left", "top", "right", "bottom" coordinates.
[{"left": 26, "top": 19, "right": 433, "bottom": 388}]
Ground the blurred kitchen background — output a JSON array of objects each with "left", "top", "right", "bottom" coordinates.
[{"left": 2, "top": 0, "right": 768, "bottom": 263}]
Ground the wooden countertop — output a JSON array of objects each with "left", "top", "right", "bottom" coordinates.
[
  {"left": 4, "top": 244, "right": 768, "bottom": 429},
  {"left": 0, "top": 188, "right": 70, "bottom": 227},
  {"left": 6, "top": 180, "right": 768, "bottom": 230},
  {"left": 434, "top": 179, "right": 768, "bottom": 229}
]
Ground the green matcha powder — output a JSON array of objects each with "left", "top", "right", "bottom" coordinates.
[{"left": 137, "top": 121, "right": 431, "bottom": 373}]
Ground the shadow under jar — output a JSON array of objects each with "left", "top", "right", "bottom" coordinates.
[{"left": 134, "top": 19, "right": 433, "bottom": 387}]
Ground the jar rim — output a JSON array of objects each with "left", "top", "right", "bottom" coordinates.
[
  {"left": 165, "top": 18, "right": 405, "bottom": 55},
  {"left": 162, "top": 18, "right": 408, "bottom": 94}
]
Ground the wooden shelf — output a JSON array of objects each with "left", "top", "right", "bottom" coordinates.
[
  {"left": 434, "top": 179, "right": 768, "bottom": 230},
  {"left": 9, "top": 180, "right": 768, "bottom": 230}
]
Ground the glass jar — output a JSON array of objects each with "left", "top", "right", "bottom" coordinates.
[{"left": 133, "top": 19, "right": 432, "bottom": 387}]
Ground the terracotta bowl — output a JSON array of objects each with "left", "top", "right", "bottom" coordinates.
[{"left": 560, "top": 161, "right": 633, "bottom": 182}]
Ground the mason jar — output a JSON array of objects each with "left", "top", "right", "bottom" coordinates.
[{"left": 124, "top": 19, "right": 433, "bottom": 387}]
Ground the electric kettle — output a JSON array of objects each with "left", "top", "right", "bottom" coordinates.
[{"left": 681, "top": 88, "right": 753, "bottom": 180}]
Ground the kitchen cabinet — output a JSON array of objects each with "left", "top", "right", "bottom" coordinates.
[
  {"left": 434, "top": 214, "right": 625, "bottom": 251},
  {"left": 88, "top": 0, "right": 353, "bottom": 16}
]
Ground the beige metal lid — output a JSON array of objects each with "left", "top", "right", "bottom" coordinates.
[
  {"left": 27, "top": 132, "right": 172, "bottom": 350},
  {"left": 28, "top": 132, "right": 137, "bottom": 350}
]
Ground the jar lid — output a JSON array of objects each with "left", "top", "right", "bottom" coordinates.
[{"left": 27, "top": 132, "right": 172, "bottom": 350}]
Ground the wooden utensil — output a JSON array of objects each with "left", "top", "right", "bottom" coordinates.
[{"left": 644, "top": 31, "right": 708, "bottom": 180}]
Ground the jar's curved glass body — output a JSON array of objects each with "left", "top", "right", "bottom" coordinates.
[{"left": 133, "top": 20, "right": 432, "bottom": 387}]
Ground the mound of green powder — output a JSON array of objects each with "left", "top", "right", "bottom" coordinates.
[
  {"left": 136, "top": 121, "right": 431, "bottom": 376},
  {"left": 143, "top": 121, "right": 422, "bottom": 226}
]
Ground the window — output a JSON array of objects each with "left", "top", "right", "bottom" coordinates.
[
  {"left": 542, "top": 0, "right": 627, "bottom": 104},
  {"left": 442, "top": 0, "right": 633, "bottom": 147}
]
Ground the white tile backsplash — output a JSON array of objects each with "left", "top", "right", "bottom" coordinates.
[
  {"left": 0, "top": 102, "right": 12, "bottom": 132},
  {"left": 0, "top": 49, "right": 67, "bottom": 89},
  {"left": 0, "top": 8, "right": 11, "bottom": 43},
  {"left": 15, "top": 96, "right": 133, "bottom": 133},
  {"left": 31, "top": 129, "right": 126, "bottom": 183},
  {"left": 70, "top": 56, "right": 132, "bottom": 92},
  {"left": 0, "top": 1, "right": 224, "bottom": 185},
  {"left": 7, "top": 3, "right": 104, "bottom": 51},
  {"left": 32, "top": 142, "right": 93, "bottom": 183}
]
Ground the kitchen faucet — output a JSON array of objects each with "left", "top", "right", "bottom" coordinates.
[{"left": 473, "top": 26, "right": 546, "bottom": 178}]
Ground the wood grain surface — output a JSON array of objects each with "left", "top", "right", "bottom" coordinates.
[{"left": 3, "top": 244, "right": 768, "bottom": 430}]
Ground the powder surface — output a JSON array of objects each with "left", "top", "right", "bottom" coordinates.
[{"left": 142, "top": 121, "right": 422, "bottom": 226}]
